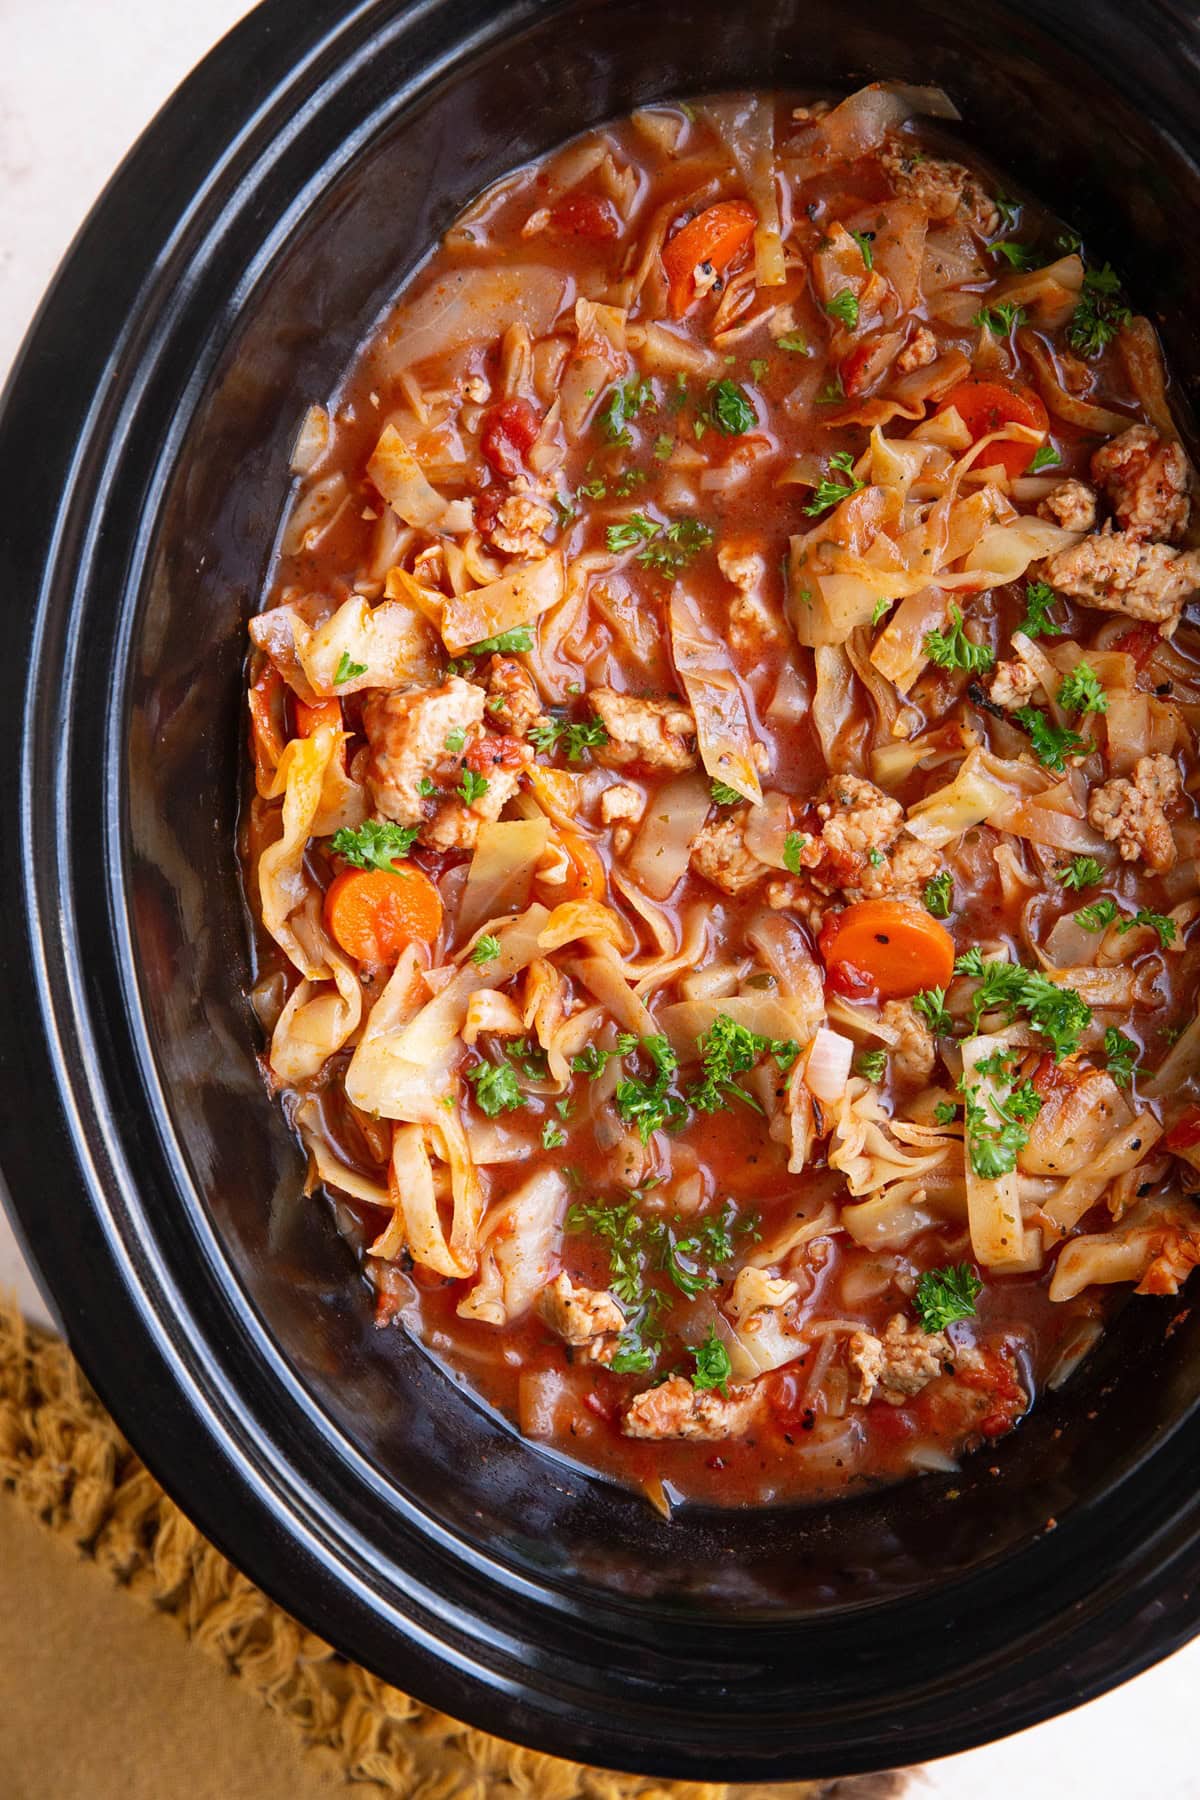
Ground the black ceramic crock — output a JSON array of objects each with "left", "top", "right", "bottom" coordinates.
[{"left": 4, "top": 0, "right": 1200, "bottom": 1778}]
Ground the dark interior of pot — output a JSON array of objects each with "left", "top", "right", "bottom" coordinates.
[{"left": 118, "top": 0, "right": 1200, "bottom": 1622}]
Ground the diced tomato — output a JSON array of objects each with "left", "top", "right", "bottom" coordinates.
[
  {"left": 1166, "top": 1105, "right": 1200, "bottom": 1152},
  {"left": 583, "top": 1383, "right": 620, "bottom": 1425},
  {"left": 480, "top": 398, "right": 542, "bottom": 477},
  {"left": 464, "top": 733, "right": 528, "bottom": 775},
  {"left": 549, "top": 193, "right": 620, "bottom": 240},
  {"left": 825, "top": 958, "right": 879, "bottom": 1002},
  {"left": 294, "top": 695, "right": 342, "bottom": 736},
  {"left": 867, "top": 1405, "right": 916, "bottom": 1445},
  {"left": 936, "top": 378, "right": 1050, "bottom": 479},
  {"left": 958, "top": 1347, "right": 1026, "bottom": 1438},
  {"left": 765, "top": 1366, "right": 817, "bottom": 1430},
  {"left": 1110, "top": 622, "right": 1161, "bottom": 668}
]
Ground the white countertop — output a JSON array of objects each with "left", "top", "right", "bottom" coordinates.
[{"left": 2, "top": 6, "right": 1197, "bottom": 1791}]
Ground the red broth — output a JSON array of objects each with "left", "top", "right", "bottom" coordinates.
[{"left": 242, "top": 89, "right": 1200, "bottom": 1513}]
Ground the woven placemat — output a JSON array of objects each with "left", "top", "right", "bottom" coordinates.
[{"left": 0, "top": 1299, "right": 910, "bottom": 1797}]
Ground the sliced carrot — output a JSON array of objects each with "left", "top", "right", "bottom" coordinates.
[
  {"left": 819, "top": 899, "right": 956, "bottom": 999},
  {"left": 324, "top": 866, "right": 443, "bottom": 965},
  {"left": 936, "top": 379, "right": 1049, "bottom": 479},
  {"left": 661, "top": 199, "right": 757, "bottom": 319},
  {"left": 295, "top": 695, "right": 343, "bottom": 736},
  {"left": 248, "top": 664, "right": 286, "bottom": 793}
]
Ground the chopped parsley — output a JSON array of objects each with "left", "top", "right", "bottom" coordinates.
[
  {"left": 914, "top": 1263, "right": 982, "bottom": 1333},
  {"left": 1055, "top": 856, "right": 1104, "bottom": 892},
  {"left": 690, "top": 1326, "right": 732, "bottom": 1396},
  {"left": 954, "top": 952, "right": 1092, "bottom": 1059},
  {"left": 925, "top": 603, "right": 994, "bottom": 675},
  {"left": 824, "top": 289, "right": 860, "bottom": 329},
  {"left": 849, "top": 228, "right": 875, "bottom": 269},
  {"left": 782, "top": 831, "right": 807, "bottom": 874},
  {"left": 636, "top": 516, "right": 714, "bottom": 573},
  {"left": 470, "top": 934, "right": 501, "bottom": 966},
  {"left": 775, "top": 332, "right": 809, "bottom": 353},
  {"left": 541, "top": 1119, "right": 567, "bottom": 1150},
  {"left": 444, "top": 726, "right": 467, "bottom": 754},
  {"left": 653, "top": 434, "right": 675, "bottom": 460},
  {"left": 816, "top": 376, "right": 846, "bottom": 405},
  {"left": 871, "top": 596, "right": 890, "bottom": 628},
  {"left": 749, "top": 357, "right": 769, "bottom": 382},
  {"left": 614, "top": 1035, "right": 685, "bottom": 1141},
  {"left": 687, "top": 1014, "right": 798, "bottom": 1116},
  {"left": 710, "top": 779, "right": 742, "bottom": 806},
  {"left": 923, "top": 871, "right": 953, "bottom": 918},
  {"left": 856, "top": 1048, "right": 887, "bottom": 1083},
  {"left": 706, "top": 379, "right": 757, "bottom": 436},
  {"left": 606, "top": 512, "right": 659, "bottom": 553},
  {"left": 1075, "top": 898, "right": 1119, "bottom": 932},
  {"left": 1017, "top": 579, "right": 1060, "bottom": 639},
  {"left": 993, "top": 191, "right": 1021, "bottom": 230},
  {"left": 467, "top": 625, "right": 534, "bottom": 655},
  {"left": 802, "top": 448, "right": 865, "bottom": 517},
  {"left": 1104, "top": 1027, "right": 1141, "bottom": 1088},
  {"left": 418, "top": 776, "right": 437, "bottom": 798},
  {"left": 529, "top": 714, "right": 609, "bottom": 763},
  {"left": 933, "top": 1100, "right": 959, "bottom": 1126},
  {"left": 467, "top": 1060, "right": 524, "bottom": 1117},
  {"left": 458, "top": 767, "right": 490, "bottom": 805},
  {"left": 1013, "top": 706, "right": 1088, "bottom": 771},
  {"left": 991, "top": 241, "right": 1039, "bottom": 270},
  {"left": 964, "top": 1076, "right": 1042, "bottom": 1180},
  {"left": 334, "top": 651, "right": 367, "bottom": 684},
  {"left": 1067, "top": 263, "right": 1131, "bottom": 357},
  {"left": 599, "top": 377, "right": 654, "bottom": 446},
  {"left": 912, "top": 987, "right": 953, "bottom": 1036},
  {"left": 1029, "top": 443, "right": 1062, "bottom": 473},
  {"left": 1117, "top": 908, "right": 1176, "bottom": 949},
  {"left": 972, "top": 301, "right": 1026, "bottom": 336},
  {"left": 330, "top": 819, "right": 419, "bottom": 870},
  {"left": 1057, "top": 661, "right": 1108, "bottom": 716}
]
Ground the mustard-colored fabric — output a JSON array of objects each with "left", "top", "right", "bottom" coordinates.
[{"left": 0, "top": 1301, "right": 902, "bottom": 1799}]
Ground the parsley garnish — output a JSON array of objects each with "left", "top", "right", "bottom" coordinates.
[
  {"left": 964, "top": 1077, "right": 1042, "bottom": 1179},
  {"left": 775, "top": 332, "right": 809, "bottom": 353},
  {"left": 1104, "top": 1027, "right": 1141, "bottom": 1088},
  {"left": 599, "top": 377, "right": 654, "bottom": 446},
  {"left": 825, "top": 289, "right": 860, "bottom": 329},
  {"left": 1018, "top": 579, "right": 1060, "bottom": 639},
  {"left": 710, "top": 780, "right": 742, "bottom": 806},
  {"left": 529, "top": 714, "right": 609, "bottom": 763},
  {"left": 954, "top": 953, "right": 1092, "bottom": 1059},
  {"left": 707, "top": 379, "right": 756, "bottom": 436},
  {"left": 334, "top": 651, "right": 367, "bottom": 685},
  {"left": 1075, "top": 898, "right": 1119, "bottom": 932},
  {"left": 991, "top": 241, "right": 1039, "bottom": 270},
  {"left": 933, "top": 1101, "right": 959, "bottom": 1125},
  {"left": 687, "top": 1015, "right": 798, "bottom": 1116},
  {"left": 925, "top": 603, "right": 994, "bottom": 675},
  {"left": 802, "top": 449, "right": 865, "bottom": 517},
  {"left": 994, "top": 191, "right": 1020, "bottom": 229},
  {"left": 636, "top": 516, "right": 714, "bottom": 573},
  {"left": 444, "top": 726, "right": 466, "bottom": 753},
  {"left": 1067, "top": 263, "right": 1131, "bottom": 357},
  {"left": 653, "top": 434, "right": 674, "bottom": 460},
  {"left": 783, "top": 831, "right": 807, "bottom": 874},
  {"left": 467, "top": 625, "right": 534, "bottom": 656},
  {"left": 541, "top": 1119, "right": 567, "bottom": 1150},
  {"left": 606, "top": 512, "right": 658, "bottom": 553},
  {"left": 856, "top": 1049, "right": 887, "bottom": 1082},
  {"left": 871, "top": 596, "right": 890, "bottom": 628},
  {"left": 690, "top": 1327, "right": 732, "bottom": 1396},
  {"left": 614, "top": 1036, "right": 685, "bottom": 1142},
  {"left": 1055, "top": 856, "right": 1103, "bottom": 892},
  {"left": 913, "top": 987, "right": 953, "bottom": 1036},
  {"left": 467, "top": 1060, "right": 524, "bottom": 1117},
  {"left": 330, "top": 819, "right": 419, "bottom": 870},
  {"left": 972, "top": 302, "right": 1026, "bottom": 336},
  {"left": 749, "top": 356, "right": 769, "bottom": 382},
  {"left": 914, "top": 1264, "right": 982, "bottom": 1332},
  {"left": 458, "top": 767, "right": 490, "bottom": 805},
  {"left": 1029, "top": 444, "right": 1061, "bottom": 474},
  {"left": 816, "top": 376, "right": 845, "bottom": 405},
  {"left": 470, "top": 934, "right": 501, "bottom": 966},
  {"left": 1014, "top": 706, "right": 1088, "bottom": 770},
  {"left": 924, "top": 871, "right": 953, "bottom": 918},
  {"left": 1057, "top": 661, "right": 1108, "bottom": 716},
  {"left": 850, "top": 228, "right": 875, "bottom": 269},
  {"left": 1117, "top": 908, "right": 1176, "bottom": 949}
]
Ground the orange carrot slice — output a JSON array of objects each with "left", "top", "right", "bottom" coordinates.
[
  {"left": 661, "top": 199, "right": 757, "bottom": 319},
  {"left": 937, "top": 378, "right": 1049, "bottom": 479},
  {"left": 819, "top": 899, "right": 956, "bottom": 999},
  {"left": 324, "top": 866, "right": 443, "bottom": 965}
]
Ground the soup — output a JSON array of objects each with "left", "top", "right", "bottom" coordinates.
[{"left": 242, "top": 84, "right": 1200, "bottom": 1513}]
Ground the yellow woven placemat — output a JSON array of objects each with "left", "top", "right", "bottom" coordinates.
[{"left": 0, "top": 1300, "right": 909, "bottom": 1798}]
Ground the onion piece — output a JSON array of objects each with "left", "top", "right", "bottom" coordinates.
[
  {"left": 440, "top": 551, "right": 564, "bottom": 654},
  {"left": 367, "top": 423, "right": 474, "bottom": 534},
  {"left": 804, "top": 1028, "right": 854, "bottom": 1104}
]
